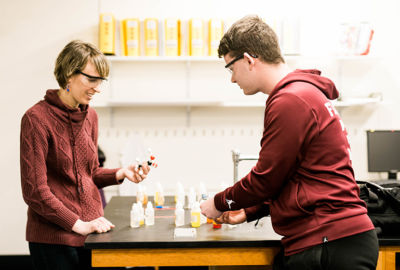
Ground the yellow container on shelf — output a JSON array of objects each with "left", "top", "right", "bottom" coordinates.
[
  {"left": 144, "top": 18, "right": 159, "bottom": 56},
  {"left": 164, "top": 18, "right": 180, "bottom": 56},
  {"left": 99, "top": 13, "right": 115, "bottom": 55},
  {"left": 189, "top": 18, "right": 204, "bottom": 56},
  {"left": 123, "top": 18, "right": 140, "bottom": 56},
  {"left": 118, "top": 20, "right": 126, "bottom": 56},
  {"left": 208, "top": 19, "right": 223, "bottom": 56}
]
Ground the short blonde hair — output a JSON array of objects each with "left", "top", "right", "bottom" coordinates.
[
  {"left": 218, "top": 15, "right": 284, "bottom": 64},
  {"left": 54, "top": 40, "right": 109, "bottom": 88}
]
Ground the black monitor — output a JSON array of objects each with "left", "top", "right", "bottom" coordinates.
[{"left": 367, "top": 130, "right": 400, "bottom": 180}]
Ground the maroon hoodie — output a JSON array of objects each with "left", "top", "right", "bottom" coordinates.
[{"left": 214, "top": 70, "right": 374, "bottom": 255}]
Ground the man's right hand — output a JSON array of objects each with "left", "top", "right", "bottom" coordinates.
[
  {"left": 215, "top": 209, "right": 247, "bottom": 225},
  {"left": 72, "top": 217, "right": 115, "bottom": 236}
]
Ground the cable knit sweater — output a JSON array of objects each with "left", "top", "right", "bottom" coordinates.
[{"left": 20, "top": 89, "right": 120, "bottom": 247}]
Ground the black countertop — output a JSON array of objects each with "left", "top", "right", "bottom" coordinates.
[
  {"left": 85, "top": 196, "right": 400, "bottom": 249},
  {"left": 85, "top": 196, "right": 282, "bottom": 249}
]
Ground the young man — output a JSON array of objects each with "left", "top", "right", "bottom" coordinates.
[{"left": 200, "top": 15, "right": 379, "bottom": 270}]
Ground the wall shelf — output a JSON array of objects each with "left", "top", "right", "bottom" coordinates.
[
  {"left": 91, "top": 97, "right": 381, "bottom": 109},
  {"left": 107, "top": 56, "right": 224, "bottom": 62},
  {"left": 106, "top": 55, "right": 375, "bottom": 63}
]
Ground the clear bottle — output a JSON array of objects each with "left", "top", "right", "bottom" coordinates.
[
  {"left": 154, "top": 182, "right": 165, "bottom": 207},
  {"left": 137, "top": 183, "right": 148, "bottom": 206},
  {"left": 199, "top": 194, "right": 208, "bottom": 224},
  {"left": 145, "top": 201, "right": 155, "bottom": 226},
  {"left": 191, "top": 201, "right": 201, "bottom": 228},
  {"left": 197, "top": 182, "right": 207, "bottom": 201},
  {"left": 188, "top": 187, "right": 196, "bottom": 210},
  {"left": 175, "top": 202, "right": 185, "bottom": 227},
  {"left": 175, "top": 182, "right": 185, "bottom": 207},
  {"left": 130, "top": 203, "right": 140, "bottom": 228},
  {"left": 139, "top": 203, "right": 145, "bottom": 226}
]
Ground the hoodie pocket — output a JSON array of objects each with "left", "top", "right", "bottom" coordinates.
[{"left": 295, "top": 180, "right": 314, "bottom": 215}]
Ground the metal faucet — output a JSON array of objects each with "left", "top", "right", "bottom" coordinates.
[{"left": 232, "top": 149, "right": 258, "bottom": 183}]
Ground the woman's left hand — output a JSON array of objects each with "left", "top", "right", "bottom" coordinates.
[{"left": 116, "top": 162, "right": 150, "bottom": 183}]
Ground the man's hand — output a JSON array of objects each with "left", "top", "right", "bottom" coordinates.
[
  {"left": 116, "top": 162, "right": 150, "bottom": 183},
  {"left": 200, "top": 197, "right": 222, "bottom": 219},
  {"left": 215, "top": 209, "right": 247, "bottom": 225},
  {"left": 72, "top": 217, "right": 115, "bottom": 236}
]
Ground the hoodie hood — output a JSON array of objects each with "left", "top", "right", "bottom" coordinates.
[
  {"left": 44, "top": 89, "right": 88, "bottom": 123},
  {"left": 271, "top": 69, "right": 339, "bottom": 100}
]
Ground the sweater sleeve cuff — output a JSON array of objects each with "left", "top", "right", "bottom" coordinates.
[
  {"left": 57, "top": 207, "right": 80, "bottom": 232},
  {"left": 93, "top": 168, "right": 121, "bottom": 189}
]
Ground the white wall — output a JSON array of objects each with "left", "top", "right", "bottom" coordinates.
[{"left": 1, "top": 0, "right": 399, "bottom": 254}]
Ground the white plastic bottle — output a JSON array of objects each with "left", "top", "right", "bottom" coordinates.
[
  {"left": 145, "top": 201, "right": 155, "bottom": 226},
  {"left": 130, "top": 203, "right": 140, "bottom": 228},
  {"left": 175, "top": 202, "right": 185, "bottom": 227},
  {"left": 199, "top": 194, "right": 208, "bottom": 224},
  {"left": 191, "top": 201, "right": 201, "bottom": 228}
]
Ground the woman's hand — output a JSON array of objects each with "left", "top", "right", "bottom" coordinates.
[
  {"left": 72, "top": 217, "right": 115, "bottom": 236},
  {"left": 116, "top": 162, "right": 150, "bottom": 183},
  {"left": 215, "top": 209, "right": 247, "bottom": 225}
]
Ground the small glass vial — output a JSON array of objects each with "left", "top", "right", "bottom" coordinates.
[{"left": 175, "top": 202, "right": 185, "bottom": 227}]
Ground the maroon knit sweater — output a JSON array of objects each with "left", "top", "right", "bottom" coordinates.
[{"left": 20, "top": 89, "right": 120, "bottom": 247}]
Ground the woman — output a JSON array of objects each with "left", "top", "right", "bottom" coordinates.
[{"left": 20, "top": 40, "right": 149, "bottom": 269}]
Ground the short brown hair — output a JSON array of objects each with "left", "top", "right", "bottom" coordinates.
[
  {"left": 54, "top": 40, "right": 109, "bottom": 88},
  {"left": 218, "top": 15, "right": 284, "bottom": 64}
]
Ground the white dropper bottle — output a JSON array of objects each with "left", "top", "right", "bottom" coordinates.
[
  {"left": 175, "top": 201, "right": 185, "bottom": 227},
  {"left": 145, "top": 201, "right": 155, "bottom": 226},
  {"left": 130, "top": 203, "right": 140, "bottom": 228}
]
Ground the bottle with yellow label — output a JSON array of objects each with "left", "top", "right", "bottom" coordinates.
[
  {"left": 99, "top": 13, "right": 115, "bottom": 55},
  {"left": 191, "top": 201, "right": 201, "bottom": 227},
  {"left": 164, "top": 18, "right": 180, "bottom": 56},
  {"left": 123, "top": 18, "right": 140, "bottom": 56},
  {"left": 144, "top": 18, "right": 159, "bottom": 56},
  {"left": 189, "top": 19, "right": 204, "bottom": 56},
  {"left": 208, "top": 19, "right": 223, "bottom": 56}
]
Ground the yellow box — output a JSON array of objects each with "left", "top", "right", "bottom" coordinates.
[
  {"left": 164, "top": 19, "right": 180, "bottom": 56},
  {"left": 123, "top": 18, "right": 140, "bottom": 56},
  {"left": 119, "top": 20, "right": 126, "bottom": 56},
  {"left": 99, "top": 13, "right": 115, "bottom": 55},
  {"left": 189, "top": 19, "right": 204, "bottom": 56},
  {"left": 208, "top": 19, "right": 223, "bottom": 56},
  {"left": 144, "top": 18, "right": 159, "bottom": 56}
]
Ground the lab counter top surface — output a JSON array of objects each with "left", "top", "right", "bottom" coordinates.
[{"left": 85, "top": 196, "right": 282, "bottom": 249}]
